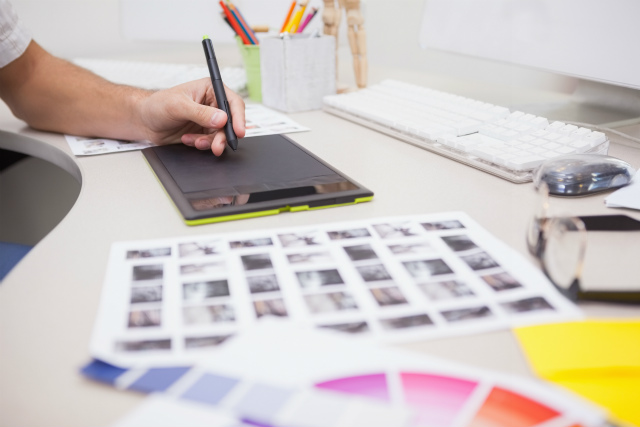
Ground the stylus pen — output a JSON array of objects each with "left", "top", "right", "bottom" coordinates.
[{"left": 202, "top": 35, "right": 238, "bottom": 151}]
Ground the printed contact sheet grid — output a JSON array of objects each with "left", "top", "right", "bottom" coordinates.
[{"left": 91, "top": 212, "right": 581, "bottom": 366}]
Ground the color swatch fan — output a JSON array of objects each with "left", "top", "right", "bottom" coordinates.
[
  {"left": 317, "top": 372, "right": 567, "bottom": 427},
  {"left": 197, "top": 321, "right": 607, "bottom": 427}
]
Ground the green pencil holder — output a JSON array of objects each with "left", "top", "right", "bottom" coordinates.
[{"left": 236, "top": 37, "right": 262, "bottom": 102}]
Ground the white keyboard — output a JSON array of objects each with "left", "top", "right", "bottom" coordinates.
[
  {"left": 73, "top": 59, "right": 247, "bottom": 95},
  {"left": 323, "top": 80, "right": 610, "bottom": 183}
]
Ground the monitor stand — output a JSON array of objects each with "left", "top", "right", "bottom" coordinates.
[{"left": 511, "top": 79, "right": 640, "bottom": 129}]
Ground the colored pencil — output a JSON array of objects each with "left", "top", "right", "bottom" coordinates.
[
  {"left": 228, "top": 2, "right": 259, "bottom": 45},
  {"left": 220, "top": 11, "right": 234, "bottom": 32},
  {"left": 297, "top": 7, "right": 318, "bottom": 33},
  {"left": 280, "top": 1, "right": 297, "bottom": 33},
  {"left": 289, "top": 6, "right": 306, "bottom": 33},
  {"left": 219, "top": 1, "right": 251, "bottom": 44}
]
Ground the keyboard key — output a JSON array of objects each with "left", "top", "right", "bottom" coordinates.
[
  {"left": 569, "top": 140, "right": 592, "bottom": 153},
  {"left": 455, "top": 120, "right": 483, "bottom": 135},
  {"left": 542, "top": 141, "right": 561, "bottom": 150},
  {"left": 572, "top": 127, "right": 592, "bottom": 137},
  {"left": 517, "top": 135, "right": 536, "bottom": 143},
  {"left": 544, "top": 132, "right": 563, "bottom": 141},
  {"left": 556, "top": 136, "right": 576, "bottom": 145},
  {"left": 583, "top": 131, "right": 607, "bottom": 146},
  {"left": 531, "top": 129, "right": 549, "bottom": 138},
  {"left": 508, "top": 111, "right": 526, "bottom": 120},
  {"left": 530, "top": 117, "right": 550, "bottom": 128},
  {"left": 508, "top": 155, "right": 546, "bottom": 170},
  {"left": 494, "top": 153, "right": 519, "bottom": 165},
  {"left": 528, "top": 146, "right": 547, "bottom": 155},
  {"left": 558, "top": 124, "right": 578, "bottom": 134},
  {"left": 541, "top": 151, "right": 561, "bottom": 159},
  {"left": 470, "top": 146, "right": 505, "bottom": 161},
  {"left": 555, "top": 146, "right": 578, "bottom": 155},
  {"left": 549, "top": 121, "right": 566, "bottom": 130}
]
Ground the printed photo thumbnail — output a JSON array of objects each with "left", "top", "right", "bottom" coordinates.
[
  {"left": 327, "top": 228, "right": 371, "bottom": 240},
  {"left": 229, "top": 237, "right": 273, "bottom": 249},
  {"left": 115, "top": 338, "right": 171, "bottom": 352},
  {"left": 247, "top": 274, "right": 280, "bottom": 294},
  {"left": 296, "top": 269, "right": 345, "bottom": 289},
  {"left": 379, "top": 313, "right": 433, "bottom": 330},
  {"left": 482, "top": 271, "right": 523, "bottom": 292},
  {"left": 403, "top": 259, "right": 454, "bottom": 279},
  {"left": 373, "top": 222, "right": 419, "bottom": 239},
  {"left": 305, "top": 291, "right": 358, "bottom": 314},
  {"left": 421, "top": 220, "right": 465, "bottom": 231},
  {"left": 287, "top": 251, "right": 333, "bottom": 266},
  {"left": 241, "top": 253, "right": 273, "bottom": 271},
  {"left": 183, "top": 280, "right": 230, "bottom": 301},
  {"left": 370, "top": 286, "right": 408, "bottom": 306},
  {"left": 440, "top": 235, "right": 479, "bottom": 252},
  {"left": 128, "top": 309, "right": 162, "bottom": 328},
  {"left": 441, "top": 306, "right": 493, "bottom": 322},
  {"left": 460, "top": 251, "right": 501, "bottom": 271},
  {"left": 126, "top": 247, "right": 171, "bottom": 259},
  {"left": 356, "top": 264, "right": 393, "bottom": 283},
  {"left": 130, "top": 285, "right": 163, "bottom": 304},
  {"left": 183, "top": 304, "right": 235, "bottom": 325},
  {"left": 132, "top": 264, "right": 163, "bottom": 282},
  {"left": 278, "top": 231, "right": 322, "bottom": 247},
  {"left": 343, "top": 244, "right": 379, "bottom": 261},
  {"left": 179, "top": 240, "right": 223, "bottom": 258},
  {"left": 319, "top": 321, "right": 370, "bottom": 334},
  {"left": 501, "top": 296, "right": 554, "bottom": 314},
  {"left": 254, "top": 298, "right": 288, "bottom": 318},
  {"left": 418, "top": 280, "right": 475, "bottom": 301},
  {"left": 388, "top": 242, "right": 433, "bottom": 255},
  {"left": 180, "top": 260, "right": 227, "bottom": 276},
  {"left": 185, "top": 335, "right": 232, "bottom": 349}
]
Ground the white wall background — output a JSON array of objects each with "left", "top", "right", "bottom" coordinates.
[{"left": 9, "top": 0, "right": 572, "bottom": 92}]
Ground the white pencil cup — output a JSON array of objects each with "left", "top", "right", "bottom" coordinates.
[{"left": 259, "top": 35, "right": 336, "bottom": 113}]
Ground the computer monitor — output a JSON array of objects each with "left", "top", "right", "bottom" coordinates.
[{"left": 419, "top": 0, "right": 640, "bottom": 127}]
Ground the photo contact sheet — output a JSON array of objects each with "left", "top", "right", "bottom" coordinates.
[{"left": 92, "top": 212, "right": 581, "bottom": 366}]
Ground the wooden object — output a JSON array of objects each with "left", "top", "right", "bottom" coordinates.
[{"left": 322, "top": 0, "right": 367, "bottom": 89}]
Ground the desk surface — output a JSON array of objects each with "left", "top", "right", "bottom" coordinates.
[{"left": 1, "top": 62, "right": 640, "bottom": 426}]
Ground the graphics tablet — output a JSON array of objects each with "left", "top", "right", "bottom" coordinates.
[{"left": 142, "top": 134, "right": 373, "bottom": 225}]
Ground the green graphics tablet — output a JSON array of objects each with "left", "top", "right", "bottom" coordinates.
[{"left": 142, "top": 134, "right": 374, "bottom": 225}]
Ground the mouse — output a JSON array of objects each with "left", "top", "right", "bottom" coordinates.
[{"left": 532, "top": 154, "right": 636, "bottom": 196}]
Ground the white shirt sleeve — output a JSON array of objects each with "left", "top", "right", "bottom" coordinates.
[{"left": 0, "top": 0, "right": 32, "bottom": 68}]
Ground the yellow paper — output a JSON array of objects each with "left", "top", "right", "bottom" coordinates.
[{"left": 515, "top": 320, "right": 640, "bottom": 426}]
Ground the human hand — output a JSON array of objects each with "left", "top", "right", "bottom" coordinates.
[{"left": 139, "top": 78, "right": 246, "bottom": 156}]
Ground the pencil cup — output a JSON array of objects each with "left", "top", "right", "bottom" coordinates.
[
  {"left": 260, "top": 35, "right": 336, "bottom": 113},
  {"left": 236, "top": 37, "right": 262, "bottom": 102}
]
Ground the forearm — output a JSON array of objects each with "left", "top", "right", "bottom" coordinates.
[{"left": 0, "top": 41, "right": 151, "bottom": 141}]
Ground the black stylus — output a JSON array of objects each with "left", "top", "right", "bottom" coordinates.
[{"left": 202, "top": 36, "right": 238, "bottom": 151}]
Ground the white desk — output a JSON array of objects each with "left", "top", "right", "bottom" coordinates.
[{"left": 1, "top": 62, "right": 639, "bottom": 426}]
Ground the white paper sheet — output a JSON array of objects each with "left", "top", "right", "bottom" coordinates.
[
  {"left": 65, "top": 135, "right": 155, "bottom": 156},
  {"left": 605, "top": 172, "right": 640, "bottom": 211},
  {"left": 91, "top": 212, "right": 581, "bottom": 367},
  {"left": 65, "top": 105, "right": 309, "bottom": 156}
]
